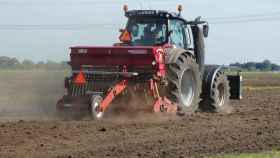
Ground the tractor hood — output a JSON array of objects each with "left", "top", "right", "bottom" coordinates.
[{"left": 69, "top": 46, "right": 159, "bottom": 69}]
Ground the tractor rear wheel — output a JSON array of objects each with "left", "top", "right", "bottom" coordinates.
[
  {"left": 200, "top": 71, "right": 231, "bottom": 113},
  {"left": 166, "top": 53, "right": 202, "bottom": 115}
]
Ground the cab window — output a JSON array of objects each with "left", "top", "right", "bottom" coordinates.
[
  {"left": 126, "top": 17, "right": 168, "bottom": 46},
  {"left": 170, "top": 19, "right": 187, "bottom": 48},
  {"left": 185, "top": 25, "right": 194, "bottom": 49}
]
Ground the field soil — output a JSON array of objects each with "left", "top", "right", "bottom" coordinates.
[{"left": 0, "top": 71, "right": 280, "bottom": 158}]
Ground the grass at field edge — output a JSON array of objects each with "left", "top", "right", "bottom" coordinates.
[{"left": 212, "top": 151, "right": 280, "bottom": 158}]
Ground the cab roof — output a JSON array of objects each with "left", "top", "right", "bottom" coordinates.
[{"left": 125, "top": 10, "right": 187, "bottom": 23}]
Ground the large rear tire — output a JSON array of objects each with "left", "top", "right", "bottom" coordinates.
[
  {"left": 200, "top": 71, "right": 231, "bottom": 113},
  {"left": 166, "top": 53, "right": 202, "bottom": 115}
]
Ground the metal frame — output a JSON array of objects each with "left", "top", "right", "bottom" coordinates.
[
  {"left": 99, "top": 80, "right": 128, "bottom": 112},
  {"left": 92, "top": 79, "right": 178, "bottom": 115},
  {"left": 72, "top": 70, "right": 139, "bottom": 77}
]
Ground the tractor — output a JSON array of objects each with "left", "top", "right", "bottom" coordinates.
[{"left": 56, "top": 5, "right": 242, "bottom": 119}]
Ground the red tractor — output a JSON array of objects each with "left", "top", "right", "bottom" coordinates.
[{"left": 57, "top": 5, "right": 242, "bottom": 119}]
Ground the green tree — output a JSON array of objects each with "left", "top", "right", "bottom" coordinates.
[
  {"left": 22, "top": 59, "right": 34, "bottom": 69},
  {"left": 0, "top": 56, "right": 20, "bottom": 69},
  {"left": 272, "top": 64, "right": 280, "bottom": 71},
  {"left": 262, "top": 59, "right": 272, "bottom": 71}
]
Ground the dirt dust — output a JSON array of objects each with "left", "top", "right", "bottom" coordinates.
[{"left": 0, "top": 71, "right": 65, "bottom": 121}]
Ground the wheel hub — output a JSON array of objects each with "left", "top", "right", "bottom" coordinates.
[{"left": 180, "top": 69, "right": 195, "bottom": 107}]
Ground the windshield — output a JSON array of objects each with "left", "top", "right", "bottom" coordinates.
[{"left": 126, "top": 17, "right": 168, "bottom": 46}]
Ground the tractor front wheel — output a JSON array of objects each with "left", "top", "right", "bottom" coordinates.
[{"left": 200, "top": 71, "right": 231, "bottom": 113}]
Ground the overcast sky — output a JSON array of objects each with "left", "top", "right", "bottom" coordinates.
[{"left": 0, "top": 0, "right": 279, "bottom": 64}]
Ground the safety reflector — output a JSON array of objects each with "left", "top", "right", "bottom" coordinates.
[
  {"left": 74, "top": 70, "right": 86, "bottom": 85},
  {"left": 119, "top": 30, "right": 132, "bottom": 42}
]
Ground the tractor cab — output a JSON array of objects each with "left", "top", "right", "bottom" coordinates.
[{"left": 119, "top": 6, "right": 209, "bottom": 50}]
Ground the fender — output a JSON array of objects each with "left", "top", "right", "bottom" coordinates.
[
  {"left": 201, "top": 65, "right": 223, "bottom": 97},
  {"left": 165, "top": 48, "right": 195, "bottom": 64}
]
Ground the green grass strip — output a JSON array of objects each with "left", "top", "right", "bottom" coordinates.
[{"left": 212, "top": 151, "right": 280, "bottom": 158}]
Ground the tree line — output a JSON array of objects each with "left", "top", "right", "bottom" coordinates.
[
  {"left": 230, "top": 60, "right": 280, "bottom": 71},
  {"left": 0, "top": 56, "right": 69, "bottom": 70}
]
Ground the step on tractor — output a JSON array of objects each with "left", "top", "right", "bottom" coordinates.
[{"left": 56, "top": 5, "right": 242, "bottom": 119}]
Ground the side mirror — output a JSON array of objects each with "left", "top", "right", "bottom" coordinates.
[{"left": 203, "top": 24, "right": 209, "bottom": 38}]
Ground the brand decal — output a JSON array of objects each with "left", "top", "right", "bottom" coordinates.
[{"left": 128, "top": 50, "right": 148, "bottom": 54}]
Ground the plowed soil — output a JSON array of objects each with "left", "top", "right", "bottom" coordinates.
[
  {"left": 0, "top": 89, "right": 279, "bottom": 158},
  {"left": 0, "top": 71, "right": 280, "bottom": 158}
]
